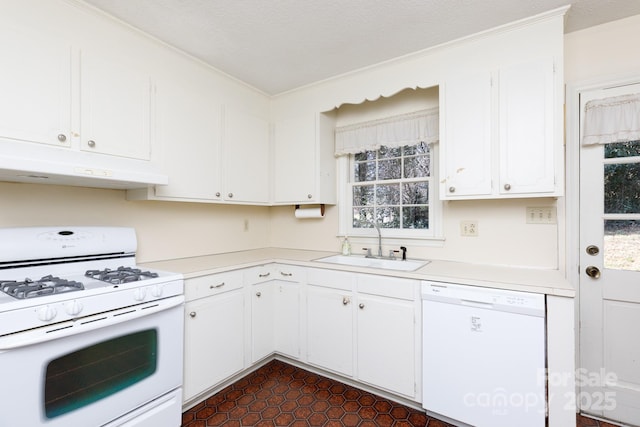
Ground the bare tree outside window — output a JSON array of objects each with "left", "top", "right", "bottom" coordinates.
[{"left": 351, "top": 142, "right": 430, "bottom": 230}]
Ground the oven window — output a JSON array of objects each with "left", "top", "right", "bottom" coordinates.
[{"left": 44, "top": 329, "right": 158, "bottom": 419}]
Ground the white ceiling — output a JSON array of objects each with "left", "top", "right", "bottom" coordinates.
[{"left": 82, "top": 0, "right": 640, "bottom": 95}]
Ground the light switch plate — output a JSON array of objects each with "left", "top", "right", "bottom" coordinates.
[{"left": 526, "top": 207, "right": 556, "bottom": 224}]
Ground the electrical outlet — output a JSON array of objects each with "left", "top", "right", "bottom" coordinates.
[
  {"left": 526, "top": 207, "right": 556, "bottom": 224},
  {"left": 460, "top": 220, "right": 478, "bottom": 237}
]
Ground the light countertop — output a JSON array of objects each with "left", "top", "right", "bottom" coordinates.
[{"left": 141, "top": 248, "right": 574, "bottom": 297}]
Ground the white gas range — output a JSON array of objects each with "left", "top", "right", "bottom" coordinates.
[{"left": 0, "top": 226, "right": 184, "bottom": 427}]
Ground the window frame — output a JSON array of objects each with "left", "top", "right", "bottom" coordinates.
[{"left": 337, "top": 142, "right": 444, "bottom": 245}]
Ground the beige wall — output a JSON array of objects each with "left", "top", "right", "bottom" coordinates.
[
  {"left": 565, "top": 13, "right": 640, "bottom": 84},
  {"left": 0, "top": 182, "right": 270, "bottom": 263}
]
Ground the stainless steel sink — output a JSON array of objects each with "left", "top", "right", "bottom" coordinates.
[{"left": 314, "top": 254, "right": 430, "bottom": 272}]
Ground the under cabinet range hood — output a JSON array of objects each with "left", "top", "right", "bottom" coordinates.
[{"left": 0, "top": 139, "right": 168, "bottom": 190}]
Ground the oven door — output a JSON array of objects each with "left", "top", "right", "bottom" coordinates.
[{"left": 0, "top": 296, "right": 184, "bottom": 427}]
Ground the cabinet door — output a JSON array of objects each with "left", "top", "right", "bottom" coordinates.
[
  {"left": 153, "top": 79, "right": 221, "bottom": 200},
  {"left": 357, "top": 294, "right": 415, "bottom": 397},
  {"left": 499, "top": 58, "right": 555, "bottom": 194},
  {"left": 251, "top": 282, "right": 275, "bottom": 363},
  {"left": 273, "top": 113, "right": 316, "bottom": 203},
  {"left": 80, "top": 50, "right": 151, "bottom": 160},
  {"left": 307, "top": 285, "right": 353, "bottom": 376},
  {"left": 274, "top": 281, "right": 301, "bottom": 359},
  {"left": 183, "top": 290, "right": 245, "bottom": 402},
  {"left": 0, "top": 25, "right": 71, "bottom": 147},
  {"left": 223, "top": 106, "right": 270, "bottom": 203},
  {"left": 440, "top": 71, "right": 493, "bottom": 198}
]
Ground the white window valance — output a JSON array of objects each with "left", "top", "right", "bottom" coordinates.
[
  {"left": 583, "top": 93, "right": 640, "bottom": 145},
  {"left": 334, "top": 107, "right": 439, "bottom": 156}
]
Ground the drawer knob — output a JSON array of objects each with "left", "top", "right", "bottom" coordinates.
[
  {"left": 359, "top": 303, "right": 365, "bottom": 309},
  {"left": 57, "top": 133, "right": 67, "bottom": 142},
  {"left": 256, "top": 292, "right": 262, "bottom": 298},
  {"left": 503, "top": 183, "right": 511, "bottom": 191},
  {"left": 259, "top": 272, "right": 271, "bottom": 278},
  {"left": 189, "top": 312, "right": 196, "bottom": 318},
  {"left": 342, "top": 297, "right": 350, "bottom": 305},
  {"left": 210, "top": 282, "right": 225, "bottom": 289},
  {"left": 87, "top": 139, "right": 96, "bottom": 148},
  {"left": 449, "top": 186, "right": 455, "bottom": 193},
  {"left": 280, "top": 272, "right": 293, "bottom": 277}
]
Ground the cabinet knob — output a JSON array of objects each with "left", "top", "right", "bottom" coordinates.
[
  {"left": 228, "top": 192, "right": 234, "bottom": 198},
  {"left": 87, "top": 140, "right": 96, "bottom": 148},
  {"left": 57, "top": 133, "right": 67, "bottom": 143},
  {"left": 307, "top": 194, "right": 313, "bottom": 199},
  {"left": 215, "top": 192, "right": 221, "bottom": 197},
  {"left": 256, "top": 292, "right": 262, "bottom": 297},
  {"left": 359, "top": 303, "right": 365, "bottom": 309},
  {"left": 342, "top": 297, "right": 350, "bottom": 305},
  {"left": 189, "top": 312, "right": 196, "bottom": 318},
  {"left": 449, "top": 186, "right": 455, "bottom": 193},
  {"left": 503, "top": 183, "right": 511, "bottom": 191}
]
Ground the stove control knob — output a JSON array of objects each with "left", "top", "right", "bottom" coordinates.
[
  {"left": 64, "top": 300, "right": 83, "bottom": 317},
  {"left": 37, "top": 305, "right": 57, "bottom": 322},
  {"left": 133, "top": 287, "right": 147, "bottom": 301},
  {"left": 151, "top": 285, "right": 163, "bottom": 298}
]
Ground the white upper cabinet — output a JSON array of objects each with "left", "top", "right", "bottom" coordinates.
[
  {"left": 440, "top": 57, "right": 559, "bottom": 199},
  {"left": 272, "top": 111, "right": 336, "bottom": 205},
  {"left": 80, "top": 50, "right": 152, "bottom": 160},
  {"left": 151, "top": 79, "right": 221, "bottom": 201},
  {"left": 0, "top": 24, "right": 72, "bottom": 147},
  {"left": 223, "top": 106, "right": 270, "bottom": 204},
  {"left": 498, "top": 58, "right": 556, "bottom": 195},
  {"left": 440, "top": 71, "right": 493, "bottom": 197}
]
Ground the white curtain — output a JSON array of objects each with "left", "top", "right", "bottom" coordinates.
[
  {"left": 583, "top": 93, "right": 640, "bottom": 145},
  {"left": 334, "top": 107, "right": 439, "bottom": 156}
]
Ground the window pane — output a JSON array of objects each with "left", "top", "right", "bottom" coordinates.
[
  {"left": 354, "top": 161, "right": 376, "bottom": 182},
  {"left": 604, "top": 163, "right": 640, "bottom": 213},
  {"left": 379, "top": 146, "right": 401, "bottom": 159},
  {"left": 378, "top": 206, "right": 400, "bottom": 228},
  {"left": 376, "top": 184, "right": 400, "bottom": 205},
  {"left": 378, "top": 159, "right": 401, "bottom": 180},
  {"left": 404, "top": 155, "right": 430, "bottom": 178},
  {"left": 403, "top": 206, "right": 429, "bottom": 229},
  {"left": 354, "top": 151, "right": 376, "bottom": 161},
  {"left": 604, "top": 220, "right": 640, "bottom": 271},
  {"left": 604, "top": 140, "right": 640, "bottom": 159},
  {"left": 353, "top": 207, "right": 374, "bottom": 228},
  {"left": 403, "top": 142, "right": 429, "bottom": 156},
  {"left": 402, "top": 181, "right": 429, "bottom": 205},
  {"left": 353, "top": 185, "right": 374, "bottom": 206}
]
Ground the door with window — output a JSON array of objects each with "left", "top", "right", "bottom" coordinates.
[{"left": 579, "top": 83, "right": 640, "bottom": 426}]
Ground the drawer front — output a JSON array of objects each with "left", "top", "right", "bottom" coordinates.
[
  {"left": 307, "top": 267, "right": 354, "bottom": 291},
  {"left": 356, "top": 274, "right": 417, "bottom": 300},
  {"left": 185, "top": 270, "right": 244, "bottom": 301},
  {"left": 273, "top": 264, "right": 306, "bottom": 283},
  {"left": 243, "top": 264, "right": 275, "bottom": 285}
]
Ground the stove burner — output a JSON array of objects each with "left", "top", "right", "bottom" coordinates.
[
  {"left": 85, "top": 266, "right": 159, "bottom": 285},
  {"left": 0, "top": 275, "right": 84, "bottom": 299}
]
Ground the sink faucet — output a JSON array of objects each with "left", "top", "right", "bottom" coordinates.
[{"left": 373, "top": 222, "right": 383, "bottom": 257}]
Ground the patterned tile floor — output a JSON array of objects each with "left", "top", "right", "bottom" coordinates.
[{"left": 182, "top": 359, "right": 620, "bottom": 427}]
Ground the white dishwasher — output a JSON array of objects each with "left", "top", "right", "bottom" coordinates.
[{"left": 421, "top": 281, "right": 546, "bottom": 427}]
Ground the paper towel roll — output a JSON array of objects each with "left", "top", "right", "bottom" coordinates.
[{"left": 294, "top": 204, "right": 325, "bottom": 219}]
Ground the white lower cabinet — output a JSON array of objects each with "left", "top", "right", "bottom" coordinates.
[
  {"left": 356, "top": 293, "right": 416, "bottom": 397},
  {"left": 306, "top": 284, "right": 355, "bottom": 376},
  {"left": 273, "top": 265, "right": 305, "bottom": 359},
  {"left": 183, "top": 271, "right": 245, "bottom": 402},
  {"left": 251, "top": 280, "right": 275, "bottom": 363},
  {"left": 356, "top": 274, "right": 419, "bottom": 398}
]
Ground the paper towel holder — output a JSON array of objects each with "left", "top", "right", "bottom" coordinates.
[{"left": 294, "top": 204, "right": 325, "bottom": 218}]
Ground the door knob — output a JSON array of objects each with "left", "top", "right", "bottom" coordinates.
[
  {"left": 586, "top": 245, "right": 600, "bottom": 256},
  {"left": 585, "top": 266, "right": 601, "bottom": 279}
]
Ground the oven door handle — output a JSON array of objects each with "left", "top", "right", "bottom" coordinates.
[{"left": 0, "top": 295, "right": 184, "bottom": 350}]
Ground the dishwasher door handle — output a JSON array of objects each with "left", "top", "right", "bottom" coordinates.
[{"left": 460, "top": 299, "right": 494, "bottom": 309}]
